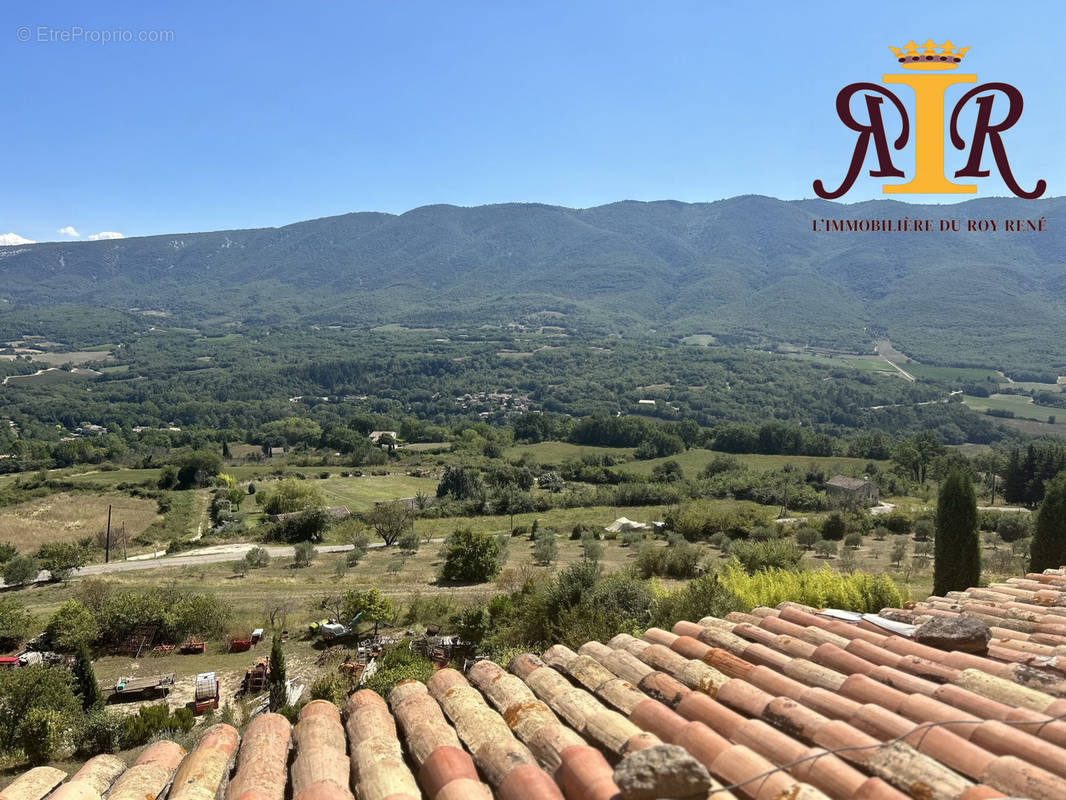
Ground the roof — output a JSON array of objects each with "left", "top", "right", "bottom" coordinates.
[
  {"left": 8, "top": 570, "right": 1066, "bottom": 800},
  {"left": 826, "top": 475, "right": 869, "bottom": 490}
]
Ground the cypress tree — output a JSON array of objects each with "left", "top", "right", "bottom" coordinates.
[
  {"left": 268, "top": 634, "right": 287, "bottom": 711},
  {"left": 1031, "top": 471, "right": 1066, "bottom": 573},
  {"left": 73, "top": 642, "right": 103, "bottom": 711},
  {"left": 934, "top": 469, "right": 979, "bottom": 595}
]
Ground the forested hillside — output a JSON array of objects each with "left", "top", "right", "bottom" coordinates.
[{"left": 1, "top": 196, "right": 1062, "bottom": 373}]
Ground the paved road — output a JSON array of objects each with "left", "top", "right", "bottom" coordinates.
[{"left": 1, "top": 538, "right": 446, "bottom": 588}]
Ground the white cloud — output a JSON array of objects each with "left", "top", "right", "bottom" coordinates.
[
  {"left": 57, "top": 226, "right": 80, "bottom": 237},
  {"left": 87, "top": 231, "right": 124, "bottom": 241},
  {"left": 0, "top": 233, "right": 35, "bottom": 246}
]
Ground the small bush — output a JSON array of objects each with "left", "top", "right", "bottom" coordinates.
[
  {"left": 844, "top": 533, "right": 863, "bottom": 549},
  {"left": 19, "top": 708, "right": 68, "bottom": 764},
  {"left": 122, "top": 704, "right": 194, "bottom": 748},
  {"left": 309, "top": 673, "right": 346, "bottom": 706},
  {"left": 729, "top": 539, "right": 802, "bottom": 573},
  {"left": 719, "top": 564, "right": 903, "bottom": 613},
  {"left": 293, "top": 541, "right": 315, "bottom": 567}
]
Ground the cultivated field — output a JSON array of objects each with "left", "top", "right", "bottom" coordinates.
[{"left": 962, "top": 393, "right": 1063, "bottom": 422}]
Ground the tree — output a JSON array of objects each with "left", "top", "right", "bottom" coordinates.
[
  {"left": 37, "top": 542, "right": 90, "bottom": 582},
  {"left": 46, "top": 599, "right": 99, "bottom": 652},
  {"left": 72, "top": 642, "right": 103, "bottom": 711},
  {"left": 532, "top": 529, "right": 558, "bottom": 567},
  {"left": 365, "top": 501, "right": 415, "bottom": 546},
  {"left": 244, "top": 546, "right": 271, "bottom": 569},
  {"left": 397, "top": 529, "right": 420, "bottom": 553},
  {"left": 1031, "top": 472, "right": 1066, "bottom": 573},
  {"left": 795, "top": 526, "right": 820, "bottom": 550},
  {"left": 651, "top": 461, "right": 684, "bottom": 483},
  {"left": 438, "top": 529, "right": 502, "bottom": 583},
  {"left": 538, "top": 471, "right": 564, "bottom": 493},
  {"left": 821, "top": 512, "right": 846, "bottom": 541},
  {"left": 580, "top": 531, "right": 604, "bottom": 563},
  {"left": 3, "top": 554, "right": 38, "bottom": 587},
  {"left": 890, "top": 539, "right": 908, "bottom": 567},
  {"left": 336, "top": 587, "right": 394, "bottom": 626},
  {"left": 268, "top": 635, "right": 287, "bottom": 712},
  {"left": 844, "top": 532, "right": 863, "bottom": 550},
  {"left": 436, "top": 466, "right": 485, "bottom": 501},
  {"left": 175, "top": 449, "right": 222, "bottom": 489},
  {"left": 268, "top": 508, "right": 332, "bottom": 543},
  {"left": 934, "top": 469, "right": 980, "bottom": 596},
  {"left": 814, "top": 540, "right": 838, "bottom": 559},
  {"left": 293, "top": 541, "right": 315, "bottom": 567},
  {"left": 0, "top": 597, "right": 34, "bottom": 650},
  {"left": 262, "top": 478, "right": 324, "bottom": 515}
]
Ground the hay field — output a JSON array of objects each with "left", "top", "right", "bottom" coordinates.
[{"left": 0, "top": 493, "right": 161, "bottom": 552}]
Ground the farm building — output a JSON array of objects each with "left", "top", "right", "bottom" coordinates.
[
  {"left": 8, "top": 569, "right": 1066, "bottom": 799},
  {"left": 369, "top": 430, "right": 398, "bottom": 444},
  {"left": 825, "top": 474, "right": 879, "bottom": 508}
]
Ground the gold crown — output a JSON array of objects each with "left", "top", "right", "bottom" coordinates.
[{"left": 889, "top": 39, "right": 969, "bottom": 70}]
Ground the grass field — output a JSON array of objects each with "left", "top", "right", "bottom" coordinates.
[
  {"left": 2, "top": 368, "right": 98, "bottom": 386},
  {"left": 901, "top": 363, "right": 1003, "bottom": 382},
  {"left": 0, "top": 492, "right": 161, "bottom": 552},
  {"left": 505, "top": 442, "right": 636, "bottom": 462},
  {"left": 786, "top": 352, "right": 896, "bottom": 374},
  {"left": 29, "top": 351, "right": 113, "bottom": 366},
  {"left": 314, "top": 474, "right": 440, "bottom": 510},
  {"left": 961, "top": 393, "right": 1063, "bottom": 422},
  {"left": 681, "top": 334, "right": 717, "bottom": 346},
  {"left": 619, "top": 448, "right": 887, "bottom": 477}
]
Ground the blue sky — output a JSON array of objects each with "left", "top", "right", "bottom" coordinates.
[{"left": 3, "top": 0, "right": 1062, "bottom": 242}]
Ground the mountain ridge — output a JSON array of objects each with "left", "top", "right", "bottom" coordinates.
[{"left": 1, "top": 196, "right": 1063, "bottom": 373}]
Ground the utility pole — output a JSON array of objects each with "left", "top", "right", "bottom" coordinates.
[{"left": 105, "top": 504, "right": 112, "bottom": 563}]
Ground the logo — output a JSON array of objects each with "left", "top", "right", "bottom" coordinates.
[{"left": 813, "top": 41, "right": 1046, "bottom": 199}]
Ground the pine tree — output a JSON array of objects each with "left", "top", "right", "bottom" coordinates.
[
  {"left": 934, "top": 469, "right": 979, "bottom": 596},
  {"left": 73, "top": 642, "right": 103, "bottom": 711},
  {"left": 268, "top": 634, "right": 287, "bottom": 712},
  {"left": 1031, "top": 471, "right": 1066, "bottom": 573}
]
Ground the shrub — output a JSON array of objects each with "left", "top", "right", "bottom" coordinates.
[
  {"left": 439, "top": 529, "right": 502, "bottom": 583},
  {"left": 872, "top": 526, "right": 891, "bottom": 541},
  {"left": 844, "top": 533, "right": 863, "bottom": 549},
  {"left": 310, "top": 673, "right": 346, "bottom": 706},
  {"left": 913, "top": 518, "right": 935, "bottom": 541},
  {"left": 293, "top": 541, "right": 316, "bottom": 567},
  {"left": 397, "top": 529, "right": 421, "bottom": 553},
  {"left": 651, "top": 573, "right": 743, "bottom": 629},
  {"left": 729, "top": 539, "right": 802, "bottom": 574},
  {"left": 580, "top": 531, "right": 604, "bottom": 562},
  {"left": 0, "top": 542, "right": 16, "bottom": 563},
  {"left": 634, "top": 542, "right": 704, "bottom": 578},
  {"left": 621, "top": 530, "right": 644, "bottom": 548},
  {"left": 19, "top": 707, "right": 68, "bottom": 764},
  {"left": 532, "top": 530, "right": 558, "bottom": 567},
  {"left": 996, "top": 513, "right": 1032, "bottom": 543},
  {"left": 0, "top": 665, "right": 80, "bottom": 751},
  {"left": 244, "top": 546, "right": 271, "bottom": 569},
  {"left": 718, "top": 564, "right": 903, "bottom": 613},
  {"left": 814, "top": 539, "right": 838, "bottom": 558},
  {"left": 76, "top": 708, "right": 125, "bottom": 757},
  {"left": 666, "top": 500, "right": 770, "bottom": 541},
  {"left": 122, "top": 704, "right": 194, "bottom": 748},
  {"left": 362, "top": 647, "right": 434, "bottom": 697}
]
